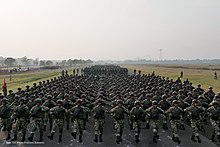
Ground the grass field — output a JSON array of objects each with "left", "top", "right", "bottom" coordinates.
[
  {"left": 121, "top": 64, "right": 220, "bottom": 92},
  {"left": 0, "top": 69, "right": 62, "bottom": 92},
  {"left": 1, "top": 64, "right": 220, "bottom": 93}
]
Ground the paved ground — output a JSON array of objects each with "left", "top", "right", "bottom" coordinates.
[{"left": 0, "top": 112, "right": 219, "bottom": 147}]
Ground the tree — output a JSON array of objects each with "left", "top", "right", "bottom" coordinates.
[
  {"left": 33, "top": 58, "right": 39, "bottom": 66},
  {"left": 40, "top": 60, "right": 45, "bottom": 66},
  {"left": 4, "top": 57, "right": 15, "bottom": 67},
  {"left": 67, "top": 59, "right": 73, "bottom": 66},
  {"left": 45, "top": 60, "right": 53, "bottom": 66},
  {"left": 61, "top": 60, "right": 66, "bottom": 66},
  {"left": 21, "top": 56, "right": 28, "bottom": 66}
]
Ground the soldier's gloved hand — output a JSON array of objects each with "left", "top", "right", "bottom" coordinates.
[
  {"left": 146, "top": 123, "right": 150, "bottom": 129},
  {"left": 162, "top": 123, "right": 168, "bottom": 130}
]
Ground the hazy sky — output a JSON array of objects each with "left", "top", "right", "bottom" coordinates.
[{"left": 0, "top": 0, "right": 220, "bottom": 60}]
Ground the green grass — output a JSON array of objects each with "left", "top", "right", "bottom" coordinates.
[
  {"left": 1, "top": 64, "right": 220, "bottom": 93},
  {"left": 121, "top": 64, "right": 220, "bottom": 92},
  {"left": 0, "top": 68, "right": 76, "bottom": 92}
]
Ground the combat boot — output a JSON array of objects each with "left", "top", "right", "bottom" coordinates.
[
  {"left": 176, "top": 137, "right": 181, "bottom": 144},
  {"left": 217, "top": 135, "right": 220, "bottom": 142},
  {"left": 11, "top": 134, "right": 17, "bottom": 141},
  {"left": 99, "top": 134, "right": 103, "bottom": 142},
  {"left": 28, "top": 133, "right": 34, "bottom": 142},
  {"left": 211, "top": 134, "right": 217, "bottom": 142},
  {"left": 119, "top": 132, "right": 123, "bottom": 142},
  {"left": 191, "top": 135, "right": 196, "bottom": 142},
  {"left": 58, "top": 135, "right": 62, "bottom": 142},
  {"left": 6, "top": 133, "right": 11, "bottom": 140},
  {"left": 79, "top": 135, "right": 82, "bottom": 143},
  {"left": 116, "top": 136, "right": 120, "bottom": 144},
  {"left": 93, "top": 134, "right": 98, "bottom": 143},
  {"left": 39, "top": 132, "right": 43, "bottom": 142},
  {"left": 21, "top": 132, "right": 26, "bottom": 142},
  {"left": 196, "top": 136, "right": 201, "bottom": 143},
  {"left": 71, "top": 132, "right": 76, "bottom": 139},
  {"left": 153, "top": 135, "right": 157, "bottom": 143},
  {"left": 47, "top": 132, "right": 54, "bottom": 140},
  {"left": 135, "top": 134, "right": 140, "bottom": 143}
]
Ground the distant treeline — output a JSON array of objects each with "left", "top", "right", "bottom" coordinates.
[
  {"left": 95, "top": 59, "right": 220, "bottom": 65},
  {"left": 0, "top": 56, "right": 93, "bottom": 67}
]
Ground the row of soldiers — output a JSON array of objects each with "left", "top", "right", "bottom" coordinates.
[
  {"left": 0, "top": 65, "right": 220, "bottom": 145},
  {"left": 84, "top": 65, "right": 128, "bottom": 76}
]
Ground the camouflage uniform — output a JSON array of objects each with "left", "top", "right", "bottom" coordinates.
[
  {"left": 42, "top": 95, "right": 56, "bottom": 131},
  {"left": 145, "top": 101, "right": 164, "bottom": 143},
  {"left": 110, "top": 100, "right": 128, "bottom": 144},
  {"left": 62, "top": 94, "right": 74, "bottom": 130},
  {"left": 0, "top": 98, "right": 13, "bottom": 140},
  {"left": 125, "top": 94, "right": 135, "bottom": 129},
  {"left": 207, "top": 102, "right": 220, "bottom": 142},
  {"left": 166, "top": 100, "right": 183, "bottom": 144},
  {"left": 69, "top": 100, "right": 86, "bottom": 143},
  {"left": 185, "top": 100, "right": 205, "bottom": 143},
  {"left": 11, "top": 98, "right": 29, "bottom": 142},
  {"left": 47, "top": 100, "right": 68, "bottom": 142},
  {"left": 130, "top": 100, "right": 145, "bottom": 143},
  {"left": 91, "top": 100, "right": 107, "bottom": 143},
  {"left": 28, "top": 99, "right": 49, "bottom": 142}
]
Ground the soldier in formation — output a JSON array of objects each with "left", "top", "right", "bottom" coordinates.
[{"left": 0, "top": 64, "right": 220, "bottom": 145}]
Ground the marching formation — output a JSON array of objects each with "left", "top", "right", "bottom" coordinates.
[{"left": 0, "top": 65, "right": 220, "bottom": 145}]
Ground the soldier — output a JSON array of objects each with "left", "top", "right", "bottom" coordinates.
[
  {"left": 207, "top": 101, "right": 220, "bottom": 142},
  {"left": 130, "top": 100, "right": 145, "bottom": 143},
  {"left": 91, "top": 99, "right": 107, "bottom": 143},
  {"left": 166, "top": 100, "right": 183, "bottom": 144},
  {"left": 0, "top": 98, "right": 13, "bottom": 140},
  {"left": 11, "top": 98, "right": 29, "bottom": 142},
  {"left": 145, "top": 100, "right": 164, "bottom": 143},
  {"left": 62, "top": 94, "right": 74, "bottom": 130},
  {"left": 214, "top": 72, "right": 218, "bottom": 79},
  {"left": 42, "top": 95, "right": 56, "bottom": 131},
  {"left": 69, "top": 99, "right": 85, "bottom": 143},
  {"left": 110, "top": 100, "right": 129, "bottom": 144},
  {"left": 158, "top": 95, "right": 171, "bottom": 130},
  {"left": 125, "top": 93, "right": 136, "bottom": 129},
  {"left": 185, "top": 99, "right": 205, "bottom": 143},
  {"left": 48, "top": 100, "right": 68, "bottom": 142},
  {"left": 28, "top": 98, "right": 49, "bottom": 142}
]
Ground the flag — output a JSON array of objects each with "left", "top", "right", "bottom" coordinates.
[{"left": 2, "top": 79, "right": 7, "bottom": 96}]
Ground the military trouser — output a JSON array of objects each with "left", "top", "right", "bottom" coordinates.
[
  {"left": 170, "top": 119, "right": 181, "bottom": 137},
  {"left": 73, "top": 119, "right": 84, "bottom": 135},
  {"left": 65, "top": 113, "right": 70, "bottom": 130},
  {"left": 30, "top": 118, "right": 44, "bottom": 134},
  {"left": 51, "top": 119, "right": 65, "bottom": 135},
  {"left": 0, "top": 118, "right": 12, "bottom": 132},
  {"left": 133, "top": 120, "right": 141, "bottom": 136},
  {"left": 44, "top": 113, "right": 53, "bottom": 131},
  {"left": 12, "top": 118, "right": 27, "bottom": 134},
  {"left": 150, "top": 119, "right": 159, "bottom": 135},
  {"left": 190, "top": 119, "right": 200, "bottom": 136},
  {"left": 94, "top": 119, "right": 105, "bottom": 135},
  {"left": 162, "top": 114, "right": 167, "bottom": 124},
  {"left": 115, "top": 119, "right": 124, "bottom": 137},
  {"left": 210, "top": 119, "right": 220, "bottom": 136},
  {"left": 128, "top": 114, "right": 133, "bottom": 127}
]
